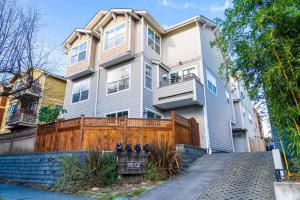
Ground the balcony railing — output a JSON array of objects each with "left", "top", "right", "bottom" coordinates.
[
  {"left": 6, "top": 112, "right": 37, "bottom": 126},
  {"left": 12, "top": 82, "right": 42, "bottom": 98},
  {"left": 159, "top": 74, "right": 201, "bottom": 88}
]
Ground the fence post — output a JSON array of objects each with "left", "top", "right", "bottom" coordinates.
[
  {"left": 9, "top": 130, "right": 17, "bottom": 154},
  {"left": 171, "top": 111, "right": 176, "bottom": 144},
  {"left": 80, "top": 115, "right": 84, "bottom": 150},
  {"left": 34, "top": 125, "right": 39, "bottom": 152},
  {"left": 124, "top": 116, "right": 128, "bottom": 144},
  {"left": 188, "top": 118, "right": 193, "bottom": 146},
  {"left": 54, "top": 121, "right": 59, "bottom": 151}
]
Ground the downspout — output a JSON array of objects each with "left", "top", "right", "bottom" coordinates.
[
  {"left": 196, "top": 19, "right": 211, "bottom": 154},
  {"left": 94, "top": 65, "right": 100, "bottom": 116}
]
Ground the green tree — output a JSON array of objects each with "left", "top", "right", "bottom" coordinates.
[
  {"left": 38, "top": 105, "right": 66, "bottom": 123},
  {"left": 213, "top": 0, "right": 300, "bottom": 164}
]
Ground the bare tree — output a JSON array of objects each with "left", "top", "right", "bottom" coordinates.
[{"left": 0, "top": 0, "right": 52, "bottom": 97}]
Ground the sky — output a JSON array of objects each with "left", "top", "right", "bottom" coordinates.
[{"left": 20, "top": 0, "right": 231, "bottom": 75}]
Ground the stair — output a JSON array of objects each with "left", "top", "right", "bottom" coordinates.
[{"left": 0, "top": 151, "right": 86, "bottom": 187}]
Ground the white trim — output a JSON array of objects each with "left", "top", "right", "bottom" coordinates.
[
  {"left": 68, "top": 40, "right": 89, "bottom": 67},
  {"left": 156, "top": 65, "right": 160, "bottom": 88},
  {"left": 71, "top": 78, "right": 91, "bottom": 105},
  {"left": 104, "top": 109, "right": 130, "bottom": 118},
  {"left": 140, "top": 17, "right": 145, "bottom": 118},
  {"left": 147, "top": 25, "right": 161, "bottom": 56},
  {"left": 144, "top": 108, "right": 163, "bottom": 119},
  {"left": 102, "top": 21, "right": 127, "bottom": 52},
  {"left": 94, "top": 66, "right": 100, "bottom": 116},
  {"left": 197, "top": 21, "right": 211, "bottom": 153},
  {"left": 144, "top": 62, "right": 153, "bottom": 91},
  {"left": 106, "top": 64, "right": 131, "bottom": 96},
  {"left": 128, "top": 15, "right": 132, "bottom": 51},
  {"left": 240, "top": 103, "right": 245, "bottom": 129},
  {"left": 193, "top": 79, "right": 197, "bottom": 101}
]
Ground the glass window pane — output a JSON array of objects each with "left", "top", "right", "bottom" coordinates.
[
  {"left": 155, "top": 44, "right": 160, "bottom": 54},
  {"left": 115, "top": 23, "right": 125, "bottom": 34},
  {"left": 72, "top": 93, "right": 80, "bottom": 103},
  {"left": 148, "top": 28, "right": 154, "bottom": 40},
  {"left": 119, "top": 78, "right": 129, "bottom": 91},
  {"left": 212, "top": 85, "right": 217, "bottom": 94},
  {"left": 115, "top": 34, "right": 125, "bottom": 46},
  {"left": 155, "top": 34, "right": 160, "bottom": 45},
  {"left": 79, "top": 42, "right": 87, "bottom": 51},
  {"left": 78, "top": 51, "right": 86, "bottom": 62},
  {"left": 147, "top": 111, "right": 155, "bottom": 118},
  {"left": 146, "top": 77, "right": 152, "bottom": 89},
  {"left": 80, "top": 90, "right": 89, "bottom": 101},
  {"left": 71, "top": 56, "right": 78, "bottom": 64},
  {"left": 148, "top": 38, "right": 154, "bottom": 50},
  {"left": 107, "top": 82, "right": 118, "bottom": 94},
  {"left": 71, "top": 46, "right": 79, "bottom": 56},
  {"left": 155, "top": 114, "right": 161, "bottom": 119}
]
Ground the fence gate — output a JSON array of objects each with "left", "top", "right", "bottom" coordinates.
[{"left": 189, "top": 117, "right": 200, "bottom": 147}]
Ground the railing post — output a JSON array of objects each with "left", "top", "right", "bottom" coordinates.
[
  {"left": 80, "top": 115, "right": 85, "bottom": 150},
  {"left": 171, "top": 111, "right": 176, "bottom": 144},
  {"left": 124, "top": 116, "right": 128, "bottom": 145}
]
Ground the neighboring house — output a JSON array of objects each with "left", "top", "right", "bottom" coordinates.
[
  {"left": 231, "top": 78, "right": 257, "bottom": 152},
  {"left": 0, "top": 86, "right": 8, "bottom": 132},
  {"left": 62, "top": 9, "right": 252, "bottom": 153},
  {"left": 3, "top": 69, "right": 66, "bottom": 132},
  {"left": 253, "top": 108, "right": 264, "bottom": 138}
]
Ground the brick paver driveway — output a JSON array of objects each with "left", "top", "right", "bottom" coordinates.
[
  {"left": 199, "top": 152, "right": 275, "bottom": 200},
  {"left": 138, "top": 152, "right": 275, "bottom": 200}
]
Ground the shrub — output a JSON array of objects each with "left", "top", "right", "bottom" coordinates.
[
  {"left": 87, "top": 150, "right": 118, "bottom": 186},
  {"left": 144, "top": 161, "right": 161, "bottom": 182},
  {"left": 38, "top": 105, "right": 66, "bottom": 123},
  {"left": 54, "top": 156, "right": 91, "bottom": 193},
  {"left": 148, "top": 142, "right": 181, "bottom": 180}
]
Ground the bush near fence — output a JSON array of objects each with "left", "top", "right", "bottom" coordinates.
[{"left": 35, "top": 112, "right": 200, "bottom": 152}]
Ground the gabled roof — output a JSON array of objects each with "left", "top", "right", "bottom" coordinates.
[{"left": 63, "top": 8, "right": 218, "bottom": 48}]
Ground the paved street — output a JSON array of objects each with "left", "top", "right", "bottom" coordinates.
[
  {"left": 138, "top": 152, "right": 275, "bottom": 200},
  {"left": 0, "top": 184, "right": 92, "bottom": 200}
]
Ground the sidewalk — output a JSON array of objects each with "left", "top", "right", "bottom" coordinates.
[{"left": 0, "top": 184, "right": 93, "bottom": 200}]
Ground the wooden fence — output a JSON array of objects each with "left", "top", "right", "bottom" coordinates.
[
  {"left": 0, "top": 128, "right": 37, "bottom": 154},
  {"left": 35, "top": 112, "right": 200, "bottom": 152}
]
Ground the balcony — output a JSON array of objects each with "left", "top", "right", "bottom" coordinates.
[
  {"left": 153, "top": 74, "right": 205, "bottom": 109},
  {"left": 12, "top": 83, "right": 42, "bottom": 99},
  {"left": 6, "top": 112, "right": 37, "bottom": 127}
]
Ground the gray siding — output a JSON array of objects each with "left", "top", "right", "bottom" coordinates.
[
  {"left": 195, "top": 80, "right": 205, "bottom": 105},
  {"left": 63, "top": 74, "right": 97, "bottom": 118},
  {"left": 96, "top": 56, "right": 142, "bottom": 117},
  {"left": 233, "top": 101, "right": 243, "bottom": 129}
]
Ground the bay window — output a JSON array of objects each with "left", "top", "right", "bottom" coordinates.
[
  {"left": 147, "top": 26, "right": 161, "bottom": 55},
  {"left": 70, "top": 42, "right": 87, "bottom": 65},
  {"left": 72, "top": 79, "right": 90, "bottom": 103},
  {"left": 107, "top": 65, "right": 130, "bottom": 94},
  {"left": 103, "top": 22, "right": 126, "bottom": 51}
]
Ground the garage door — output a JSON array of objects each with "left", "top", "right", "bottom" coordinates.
[{"left": 233, "top": 133, "right": 246, "bottom": 152}]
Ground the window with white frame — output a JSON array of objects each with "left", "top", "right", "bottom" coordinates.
[
  {"left": 145, "top": 64, "right": 152, "bottom": 89},
  {"left": 107, "top": 65, "right": 130, "bottom": 94},
  {"left": 248, "top": 113, "right": 253, "bottom": 124},
  {"left": 72, "top": 79, "right": 90, "bottom": 103},
  {"left": 226, "top": 91, "right": 230, "bottom": 104},
  {"left": 206, "top": 70, "right": 217, "bottom": 95},
  {"left": 70, "top": 42, "right": 87, "bottom": 65},
  {"left": 103, "top": 22, "right": 126, "bottom": 51},
  {"left": 147, "top": 26, "right": 161, "bottom": 55},
  {"left": 106, "top": 110, "right": 128, "bottom": 118},
  {"left": 144, "top": 110, "right": 161, "bottom": 119}
]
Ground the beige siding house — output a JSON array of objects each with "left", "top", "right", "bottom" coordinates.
[{"left": 62, "top": 9, "right": 257, "bottom": 153}]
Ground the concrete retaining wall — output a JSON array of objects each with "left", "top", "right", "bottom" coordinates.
[
  {"left": 177, "top": 144, "right": 207, "bottom": 168},
  {"left": 0, "top": 151, "right": 86, "bottom": 187},
  {"left": 274, "top": 182, "right": 300, "bottom": 200}
]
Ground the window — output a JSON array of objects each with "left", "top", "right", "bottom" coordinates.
[
  {"left": 72, "top": 79, "right": 90, "bottom": 103},
  {"left": 226, "top": 91, "right": 230, "bottom": 104},
  {"left": 206, "top": 70, "right": 217, "bottom": 95},
  {"left": 147, "top": 26, "right": 161, "bottom": 55},
  {"left": 145, "top": 64, "right": 152, "bottom": 89},
  {"left": 70, "top": 42, "right": 87, "bottom": 65},
  {"left": 145, "top": 110, "right": 161, "bottom": 119},
  {"left": 107, "top": 65, "right": 130, "bottom": 94},
  {"left": 106, "top": 110, "right": 128, "bottom": 118},
  {"left": 103, "top": 22, "right": 126, "bottom": 51}
]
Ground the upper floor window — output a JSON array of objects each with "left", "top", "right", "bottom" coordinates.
[
  {"left": 70, "top": 42, "right": 87, "bottom": 65},
  {"left": 145, "top": 64, "right": 152, "bottom": 90},
  {"left": 106, "top": 110, "right": 128, "bottom": 118},
  {"left": 147, "top": 26, "right": 161, "bottom": 55},
  {"left": 107, "top": 65, "right": 130, "bottom": 94},
  {"left": 206, "top": 70, "right": 217, "bottom": 95},
  {"left": 182, "top": 67, "right": 195, "bottom": 76},
  {"left": 103, "top": 22, "right": 126, "bottom": 51},
  {"left": 72, "top": 79, "right": 90, "bottom": 103}
]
